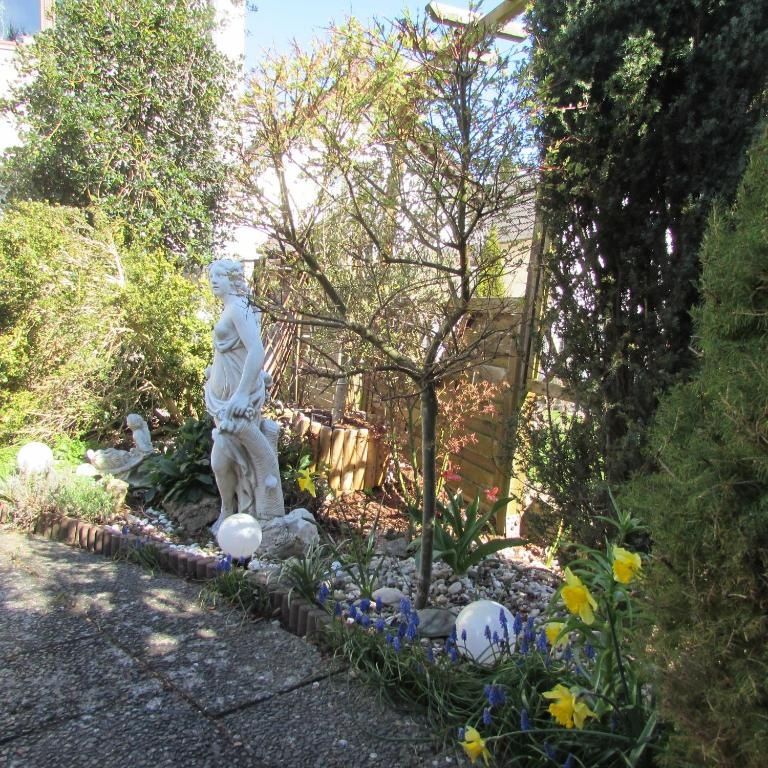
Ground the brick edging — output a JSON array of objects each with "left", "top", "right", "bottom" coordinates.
[{"left": 0, "top": 509, "right": 334, "bottom": 642}]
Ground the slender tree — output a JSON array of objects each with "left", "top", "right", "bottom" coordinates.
[{"left": 237, "top": 18, "right": 534, "bottom": 606}]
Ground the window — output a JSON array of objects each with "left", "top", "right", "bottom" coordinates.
[{"left": 1, "top": 1, "right": 51, "bottom": 40}]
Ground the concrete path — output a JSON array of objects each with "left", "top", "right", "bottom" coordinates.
[{"left": 0, "top": 528, "right": 458, "bottom": 768}]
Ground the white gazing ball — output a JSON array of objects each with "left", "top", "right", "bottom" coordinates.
[
  {"left": 16, "top": 442, "right": 54, "bottom": 476},
  {"left": 454, "top": 599, "right": 515, "bottom": 667},
  {"left": 216, "top": 513, "right": 263, "bottom": 560}
]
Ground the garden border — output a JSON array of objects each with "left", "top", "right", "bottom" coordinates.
[{"left": 0, "top": 509, "right": 334, "bottom": 642}]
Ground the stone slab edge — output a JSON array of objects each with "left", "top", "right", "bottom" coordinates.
[{"left": 0, "top": 507, "right": 335, "bottom": 644}]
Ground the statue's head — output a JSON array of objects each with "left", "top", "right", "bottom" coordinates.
[
  {"left": 209, "top": 259, "right": 248, "bottom": 298},
  {"left": 125, "top": 413, "right": 145, "bottom": 430}
]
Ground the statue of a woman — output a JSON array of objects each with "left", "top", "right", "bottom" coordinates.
[{"left": 204, "top": 259, "right": 284, "bottom": 532}]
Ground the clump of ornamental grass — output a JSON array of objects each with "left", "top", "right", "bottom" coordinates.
[
  {"left": 0, "top": 470, "right": 124, "bottom": 531},
  {"left": 320, "top": 504, "right": 662, "bottom": 767},
  {"left": 199, "top": 556, "right": 270, "bottom": 619}
]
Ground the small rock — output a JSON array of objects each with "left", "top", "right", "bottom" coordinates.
[
  {"left": 447, "top": 581, "right": 464, "bottom": 596},
  {"left": 417, "top": 607, "right": 458, "bottom": 638},
  {"left": 372, "top": 586, "right": 408, "bottom": 606}
]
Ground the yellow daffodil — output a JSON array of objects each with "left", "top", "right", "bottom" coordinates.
[
  {"left": 297, "top": 468, "right": 316, "bottom": 497},
  {"left": 612, "top": 546, "right": 642, "bottom": 584},
  {"left": 545, "top": 621, "right": 567, "bottom": 648},
  {"left": 561, "top": 567, "right": 598, "bottom": 625},
  {"left": 542, "top": 684, "right": 597, "bottom": 729},
  {"left": 459, "top": 726, "right": 491, "bottom": 765}
]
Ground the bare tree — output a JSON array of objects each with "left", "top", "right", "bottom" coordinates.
[{"left": 236, "top": 15, "right": 534, "bottom": 607}]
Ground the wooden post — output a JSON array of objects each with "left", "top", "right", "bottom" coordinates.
[
  {"left": 308, "top": 421, "right": 322, "bottom": 466},
  {"left": 352, "top": 428, "right": 369, "bottom": 490},
  {"left": 328, "top": 428, "right": 346, "bottom": 490},
  {"left": 341, "top": 428, "right": 357, "bottom": 491},
  {"left": 295, "top": 415, "right": 311, "bottom": 438},
  {"left": 363, "top": 434, "right": 379, "bottom": 489},
  {"left": 318, "top": 426, "right": 333, "bottom": 474}
]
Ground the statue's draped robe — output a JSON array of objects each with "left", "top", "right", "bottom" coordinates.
[{"left": 204, "top": 321, "right": 283, "bottom": 521}]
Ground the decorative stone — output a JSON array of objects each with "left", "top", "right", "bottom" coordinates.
[
  {"left": 163, "top": 494, "right": 221, "bottom": 534},
  {"left": 16, "top": 442, "right": 54, "bottom": 476},
  {"left": 204, "top": 259, "right": 284, "bottom": 531},
  {"left": 416, "top": 607, "right": 458, "bottom": 638},
  {"left": 371, "top": 587, "right": 408, "bottom": 607},
  {"left": 258, "top": 508, "right": 319, "bottom": 559},
  {"left": 378, "top": 536, "right": 409, "bottom": 558}
]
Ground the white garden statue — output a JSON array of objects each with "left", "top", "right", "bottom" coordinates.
[
  {"left": 204, "top": 259, "right": 284, "bottom": 533},
  {"left": 86, "top": 413, "right": 155, "bottom": 478}
]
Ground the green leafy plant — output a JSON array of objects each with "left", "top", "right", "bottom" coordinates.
[
  {"left": 411, "top": 490, "right": 524, "bottom": 575},
  {"left": 199, "top": 562, "right": 270, "bottom": 619},
  {"left": 276, "top": 540, "right": 333, "bottom": 604},
  {"left": 0, "top": 202, "right": 214, "bottom": 445},
  {"left": 331, "top": 524, "right": 389, "bottom": 600},
  {"left": 113, "top": 537, "right": 162, "bottom": 573},
  {"left": 144, "top": 416, "right": 217, "bottom": 505},
  {"left": 2, "top": 0, "right": 234, "bottom": 261},
  {"left": 277, "top": 428, "right": 325, "bottom": 512}
]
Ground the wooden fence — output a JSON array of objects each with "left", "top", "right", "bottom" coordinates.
[{"left": 282, "top": 407, "right": 388, "bottom": 492}]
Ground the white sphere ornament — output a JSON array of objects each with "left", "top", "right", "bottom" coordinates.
[
  {"left": 454, "top": 599, "right": 515, "bottom": 667},
  {"left": 216, "top": 513, "right": 263, "bottom": 560},
  {"left": 16, "top": 442, "right": 54, "bottom": 476}
]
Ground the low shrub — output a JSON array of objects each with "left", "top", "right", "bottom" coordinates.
[
  {"left": 144, "top": 415, "right": 217, "bottom": 505},
  {"left": 0, "top": 472, "right": 124, "bottom": 531},
  {"left": 0, "top": 201, "right": 213, "bottom": 445}
]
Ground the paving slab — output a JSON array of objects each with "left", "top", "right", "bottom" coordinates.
[
  {"left": 223, "top": 675, "right": 449, "bottom": 768},
  {"left": 0, "top": 633, "right": 163, "bottom": 740},
  {"left": 0, "top": 528, "right": 454, "bottom": 768},
  {"left": 0, "top": 566, "right": 98, "bottom": 658},
  {"left": 0, "top": 690, "right": 256, "bottom": 768}
]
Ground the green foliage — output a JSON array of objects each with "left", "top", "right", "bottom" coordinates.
[
  {"left": 277, "top": 429, "right": 324, "bottom": 512},
  {"left": 622, "top": 126, "right": 768, "bottom": 768},
  {"left": 475, "top": 227, "right": 506, "bottom": 300},
  {"left": 276, "top": 540, "right": 333, "bottom": 604},
  {"left": 0, "top": 472, "right": 123, "bottom": 531},
  {"left": 0, "top": 0, "right": 233, "bottom": 260},
  {"left": 199, "top": 564, "right": 270, "bottom": 619},
  {"left": 411, "top": 491, "right": 524, "bottom": 575},
  {"left": 0, "top": 202, "right": 213, "bottom": 444},
  {"left": 527, "top": 0, "right": 768, "bottom": 495},
  {"left": 113, "top": 537, "right": 162, "bottom": 573},
  {"left": 324, "top": 553, "right": 660, "bottom": 768},
  {"left": 144, "top": 416, "right": 217, "bottom": 505},
  {"left": 515, "top": 395, "right": 609, "bottom": 554},
  {"left": 331, "top": 524, "right": 386, "bottom": 600}
]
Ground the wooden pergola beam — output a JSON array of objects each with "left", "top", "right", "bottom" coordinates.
[{"left": 425, "top": 1, "right": 527, "bottom": 43}]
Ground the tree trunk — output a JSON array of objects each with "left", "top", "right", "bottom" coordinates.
[
  {"left": 415, "top": 381, "right": 438, "bottom": 609},
  {"left": 331, "top": 349, "right": 348, "bottom": 424}
]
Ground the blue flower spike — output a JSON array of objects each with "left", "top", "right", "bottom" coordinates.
[{"left": 520, "top": 708, "right": 530, "bottom": 732}]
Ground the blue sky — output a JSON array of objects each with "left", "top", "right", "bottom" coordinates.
[{"left": 246, "top": 1, "right": 426, "bottom": 67}]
